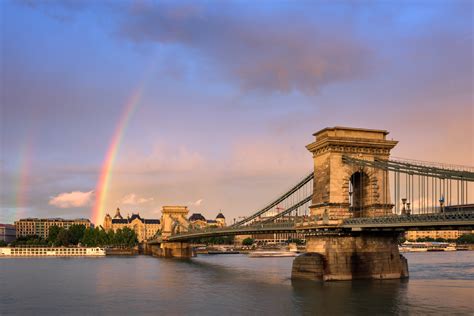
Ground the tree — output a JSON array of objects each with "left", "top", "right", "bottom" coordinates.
[
  {"left": 457, "top": 234, "right": 474, "bottom": 244},
  {"left": 56, "top": 228, "right": 70, "bottom": 246},
  {"left": 106, "top": 229, "right": 116, "bottom": 246},
  {"left": 197, "top": 236, "right": 234, "bottom": 245},
  {"left": 81, "top": 228, "right": 97, "bottom": 246},
  {"left": 0, "top": 240, "right": 7, "bottom": 247},
  {"left": 98, "top": 228, "right": 109, "bottom": 246},
  {"left": 68, "top": 224, "right": 86, "bottom": 245},
  {"left": 242, "top": 237, "right": 254, "bottom": 246},
  {"left": 80, "top": 227, "right": 138, "bottom": 247},
  {"left": 11, "top": 235, "right": 48, "bottom": 246},
  {"left": 416, "top": 237, "right": 435, "bottom": 242},
  {"left": 116, "top": 227, "right": 138, "bottom": 247},
  {"left": 47, "top": 226, "right": 61, "bottom": 245}
]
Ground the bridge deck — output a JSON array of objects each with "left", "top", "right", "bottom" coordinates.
[{"left": 153, "top": 211, "right": 474, "bottom": 242}]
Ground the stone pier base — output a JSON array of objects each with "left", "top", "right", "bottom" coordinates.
[
  {"left": 147, "top": 242, "right": 193, "bottom": 258},
  {"left": 292, "top": 233, "right": 408, "bottom": 281}
]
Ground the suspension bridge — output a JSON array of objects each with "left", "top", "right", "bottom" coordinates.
[{"left": 146, "top": 127, "right": 474, "bottom": 281}]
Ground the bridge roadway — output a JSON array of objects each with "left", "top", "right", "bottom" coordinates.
[{"left": 152, "top": 210, "right": 474, "bottom": 243}]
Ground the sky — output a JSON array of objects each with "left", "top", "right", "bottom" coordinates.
[{"left": 1, "top": 0, "right": 473, "bottom": 225}]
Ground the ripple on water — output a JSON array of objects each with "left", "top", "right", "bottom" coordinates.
[{"left": 0, "top": 252, "right": 473, "bottom": 315}]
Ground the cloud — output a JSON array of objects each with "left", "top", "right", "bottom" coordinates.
[
  {"left": 20, "top": 1, "right": 472, "bottom": 97},
  {"left": 120, "top": 193, "right": 154, "bottom": 205},
  {"left": 20, "top": 1, "right": 373, "bottom": 95},
  {"left": 189, "top": 199, "right": 203, "bottom": 206},
  {"left": 49, "top": 190, "right": 94, "bottom": 208},
  {"left": 117, "top": 3, "right": 372, "bottom": 94},
  {"left": 115, "top": 142, "right": 205, "bottom": 174}
]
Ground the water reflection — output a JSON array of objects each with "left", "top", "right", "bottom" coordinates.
[
  {"left": 1, "top": 253, "right": 473, "bottom": 315},
  {"left": 291, "top": 279, "right": 409, "bottom": 315}
]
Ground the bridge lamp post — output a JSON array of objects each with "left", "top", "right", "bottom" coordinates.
[
  {"left": 439, "top": 196, "right": 445, "bottom": 213},
  {"left": 401, "top": 198, "right": 407, "bottom": 215},
  {"left": 406, "top": 202, "right": 411, "bottom": 216}
]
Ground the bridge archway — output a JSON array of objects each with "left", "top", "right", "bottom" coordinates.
[
  {"left": 306, "top": 127, "right": 398, "bottom": 220},
  {"left": 349, "top": 170, "right": 371, "bottom": 215},
  {"left": 161, "top": 206, "right": 189, "bottom": 239}
]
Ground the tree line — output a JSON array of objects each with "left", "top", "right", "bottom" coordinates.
[
  {"left": 400, "top": 234, "right": 474, "bottom": 244},
  {"left": 9, "top": 225, "right": 138, "bottom": 248},
  {"left": 195, "top": 236, "right": 234, "bottom": 245}
]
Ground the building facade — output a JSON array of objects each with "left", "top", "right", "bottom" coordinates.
[
  {"left": 0, "top": 224, "right": 16, "bottom": 243},
  {"left": 103, "top": 208, "right": 161, "bottom": 242},
  {"left": 15, "top": 218, "right": 92, "bottom": 239},
  {"left": 405, "top": 230, "right": 472, "bottom": 241},
  {"left": 189, "top": 212, "right": 226, "bottom": 229}
]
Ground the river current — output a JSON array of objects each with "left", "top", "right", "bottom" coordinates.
[{"left": 1, "top": 252, "right": 473, "bottom": 315}]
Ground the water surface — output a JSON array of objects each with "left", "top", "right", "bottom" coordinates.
[{"left": 1, "top": 252, "right": 473, "bottom": 315}]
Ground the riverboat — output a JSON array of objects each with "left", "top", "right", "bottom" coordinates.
[
  {"left": 248, "top": 251, "right": 298, "bottom": 258},
  {"left": 399, "top": 242, "right": 428, "bottom": 252},
  {"left": 207, "top": 250, "right": 240, "bottom": 255},
  {"left": 399, "top": 242, "right": 458, "bottom": 252},
  {"left": 0, "top": 247, "right": 106, "bottom": 257}
]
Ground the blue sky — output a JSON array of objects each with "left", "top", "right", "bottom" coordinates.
[{"left": 1, "top": 0, "right": 472, "bottom": 224}]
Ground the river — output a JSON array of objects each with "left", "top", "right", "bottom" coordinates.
[{"left": 1, "top": 251, "right": 473, "bottom": 315}]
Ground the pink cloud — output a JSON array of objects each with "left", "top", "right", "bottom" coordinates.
[
  {"left": 120, "top": 193, "right": 154, "bottom": 205},
  {"left": 49, "top": 190, "right": 94, "bottom": 208}
]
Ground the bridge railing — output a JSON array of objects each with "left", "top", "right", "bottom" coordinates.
[
  {"left": 342, "top": 210, "right": 474, "bottom": 226},
  {"left": 174, "top": 220, "right": 298, "bottom": 238}
]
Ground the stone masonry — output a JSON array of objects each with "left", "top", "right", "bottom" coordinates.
[
  {"left": 292, "top": 127, "right": 408, "bottom": 281},
  {"left": 306, "top": 127, "right": 398, "bottom": 221},
  {"left": 292, "top": 233, "right": 409, "bottom": 281}
]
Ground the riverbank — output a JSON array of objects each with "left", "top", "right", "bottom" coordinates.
[{"left": 106, "top": 247, "right": 138, "bottom": 256}]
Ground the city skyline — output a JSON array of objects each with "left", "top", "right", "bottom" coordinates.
[{"left": 1, "top": 1, "right": 473, "bottom": 224}]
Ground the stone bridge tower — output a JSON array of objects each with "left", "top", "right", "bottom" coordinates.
[
  {"left": 292, "top": 127, "right": 408, "bottom": 281},
  {"left": 306, "top": 127, "right": 398, "bottom": 221},
  {"left": 145, "top": 206, "right": 192, "bottom": 258},
  {"left": 160, "top": 206, "right": 190, "bottom": 240}
]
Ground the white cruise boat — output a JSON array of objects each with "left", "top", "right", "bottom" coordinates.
[
  {"left": 0, "top": 247, "right": 106, "bottom": 257},
  {"left": 248, "top": 251, "right": 298, "bottom": 258},
  {"left": 399, "top": 242, "right": 428, "bottom": 252},
  {"left": 399, "top": 242, "right": 459, "bottom": 252}
]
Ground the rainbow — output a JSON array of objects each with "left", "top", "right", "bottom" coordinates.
[{"left": 92, "top": 87, "right": 145, "bottom": 225}]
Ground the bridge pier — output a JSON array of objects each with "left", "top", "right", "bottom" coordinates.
[
  {"left": 292, "top": 232, "right": 408, "bottom": 281},
  {"left": 146, "top": 242, "right": 193, "bottom": 258}
]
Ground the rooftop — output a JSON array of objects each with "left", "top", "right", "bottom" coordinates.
[
  {"left": 189, "top": 213, "right": 206, "bottom": 221},
  {"left": 16, "top": 218, "right": 91, "bottom": 222},
  {"left": 313, "top": 126, "right": 389, "bottom": 138}
]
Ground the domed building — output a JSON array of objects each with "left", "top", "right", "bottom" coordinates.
[
  {"left": 216, "top": 212, "right": 226, "bottom": 227},
  {"left": 188, "top": 212, "right": 226, "bottom": 229},
  {"left": 188, "top": 213, "right": 207, "bottom": 229},
  {"left": 103, "top": 208, "right": 161, "bottom": 242}
]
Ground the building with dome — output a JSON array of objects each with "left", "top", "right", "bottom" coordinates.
[
  {"left": 189, "top": 212, "right": 226, "bottom": 229},
  {"left": 103, "top": 208, "right": 161, "bottom": 242}
]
